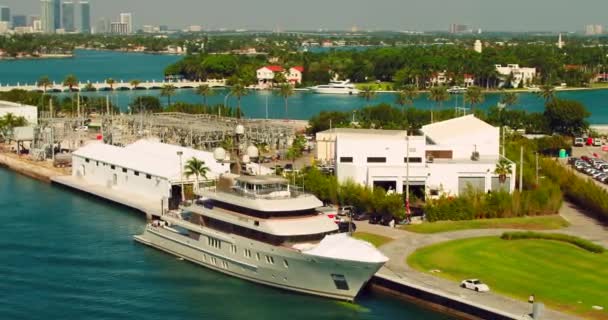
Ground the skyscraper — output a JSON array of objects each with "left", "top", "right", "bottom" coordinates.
[
  {"left": 40, "top": 0, "right": 54, "bottom": 33},
  {"left": 12, "top": 14, "right": 27, "bottom": 27},
  {"left": 53, "top": 0, "right": 60, "bottom": 30},
  {"left": 120, "top": 13, "right": 132, "bottom": 34},
  {"left": 80, "top": 1, "right": 90, "bottom": 34},
  {"left": 62, "top": 1, "right": 75, "bottom": 32},
  {"left": 0, "top": 6, "right": 10, "bottom": 24}
]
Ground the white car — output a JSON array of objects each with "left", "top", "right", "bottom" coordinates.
[{"left": 460, "top": 279, "right": 490, "bottom": 292}]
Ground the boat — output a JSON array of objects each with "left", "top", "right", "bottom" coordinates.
[
  {"left": 134, "top": 174, "right": 388, "bottom": 301},
  {"left": 310, "top": 80, "right": 360, "bottom": 95},
  {"left": 447, "top": 86, "right": 467, "bottom": 94}
]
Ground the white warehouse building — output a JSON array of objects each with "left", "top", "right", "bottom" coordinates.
[
  {"left": 72, "top": 139, "right": 230, "bottom": 211},
  {"left": 0, "top": 100, "right": 38, "bottom": 125},
  {"left": 316, "top": 115, "right": 516, "bottom": 198}
]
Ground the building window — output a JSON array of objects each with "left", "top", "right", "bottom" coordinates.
[
  {"left": 430, "top": 189, "right": 439, "bottom": 196},
  {"left": 256, "top": 253, "right": 261, "bottom": 261},
  {"left": 266, "top": 255, "right": 275, "bottom": 264},
  {"left": 244, "top": 249, "right": 252, "bottom": 258},
  {"left": 404, "top": 157, "right": 423, "bottom": 163},
  {"left": 134, "top": 171, "right": 140, "bottom": 176},
  {"left": 340, "top": 157, "right": 353, "bottom": 163},
  {"left": 122, "top": 168, "right": 127, "bottom": 173},
  {"left": 367, "top": 157, "right": 386, "bottom": 163},
  {"left": 146, "top": 174, "right": 152, "bottom": 179},
  {"left": 208, "top": 237, "right": 221, "bottom": 249},
  {"left": 283, "top": 259, "right": 289, "bottom": 268},
  {"left": 111, "top": 165, "right": 116, "bottom": 170},
  {"left": 230, "top": 244, "right": 237, "bottom": 254}
]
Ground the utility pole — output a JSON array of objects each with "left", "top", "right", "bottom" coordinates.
[
  {"left": 405, "top": 134, "right": 410, "bottom": 217},
  {"left": 502, "top": 126, "right": 505, "bottom": 157},
  {"left": 519, "top": 146, "right": 524, "bottom": 192},
  {"left": 535, "top": 152, "right": 539, "bottom": 186}
]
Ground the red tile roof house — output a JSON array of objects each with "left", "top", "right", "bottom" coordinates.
[{"left": 256, "top": 66, "right": 304, "bottom": 89}]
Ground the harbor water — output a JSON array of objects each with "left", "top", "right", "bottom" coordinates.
[
  {"left": 0, "top": 167, "right": 452, "bottom": 319},
  {"left": 3, "top": 50, "right": 608, "bottom": 122}
]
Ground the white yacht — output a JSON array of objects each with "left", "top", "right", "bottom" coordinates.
[
  {"left": 310, "top": 80, "right": 360, "bottom": 95},
  {"left": 134, "top": 174, "right": 388, "bottom": 301}
]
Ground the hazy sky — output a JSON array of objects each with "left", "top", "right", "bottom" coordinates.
[{"left": 2, "top": 0, "right": 607, "bottom": 31}]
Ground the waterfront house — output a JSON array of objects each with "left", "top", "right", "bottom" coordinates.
[
  {"left": 495, "top": 64, "right": 536, "bottom": 88},
  {"left": 71, "top": 139, "right": 230, "bottom": 211},
  {"left": 315, "top": 115, "right": 515, "bottom": 199},
  {"left": 256, "top": 65, "right": 304, "bottom": 89}
]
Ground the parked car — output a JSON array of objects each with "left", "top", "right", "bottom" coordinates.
[
  {"left": 369, "top": 215, "right": 382, "bottom": 225},
  {"left": 460, "top": 279, "right": 490, "bottom": 292},
  {"left": 337, "top": 206, "right": 354, "bottom": 217},
  {"left": 337, "top": 221, "right": 357, "bottom": 233},
  {"left": 353, "top": 212, "right": 371, "bottom": 221},
  {"left": 380, "top": 215, "right": 395, "bottom": 226},
  {"left": 594, "top": 138, "right": 603, "bottom": 146},
  {"left": 574, "top": 137, "right": 585, "bottom": 147}
]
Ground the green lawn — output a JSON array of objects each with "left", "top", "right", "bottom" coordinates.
[
  {"left": 354, "top": 82, "right": 394, "bottom": 91},
  {"left": 408, "top": 237, "right": 608, "bottom": 319},
  {"left": 352, "top": 232, "right": 393, "bottom": 247},
  {"left": 401, "top": 215, "right": 569, "bottom": 234}
]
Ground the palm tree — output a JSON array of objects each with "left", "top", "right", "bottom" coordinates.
[
  {"left": 160, "top": 84, "right": 177, "bottom": 107},
  {"left": 37, "top": 76, "right": 52, "bottom": 93},
  {"left": 538, "top": 84, "right": 555, "bottom": 102},
  {"left": 195, "top": 84, "right": 214, "bottom": 105},
  {"left": 130, "top": 79, "right": 141, "bottom": 90},
  {"left": 230, "top": 82, "right": 248, "bottom": 119},
  {"left": 395, "top": 85, "right": 418, "bottom": 108},
  {"left": 465, "top": 86, "right": 485, "bottom": 113},
  {"left": 63, "top": 74, "right": 79, "bottom": 92},
  {"left": 428, "top": 86, "right": 449, "bottom": 122},
  {"left": 83, "top": 83, "right": 96, "bottom": 92},
  {"left": 105, "top": 78, "right": 116, "bottom": 91},
  {"left": 184, "top": 157, "right": 209, "bottom": 192},
  {"left": 494, "top": 159, "right": 513, "bottom": 183},
  {"left": 499, "top": 91, "right": 518, "bottom": 109},
  {"left": 276, "top": 83, "right": 294, "bottom": 119},
  {"left": 358, "top": 85, "right": 377, "bottom": 102}
]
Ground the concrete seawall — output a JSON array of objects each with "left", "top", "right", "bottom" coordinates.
[
  {"left": 371, "top": 273, "right": 521, "bottom": 320},
  {"left": 0, "top": 152, "right": 67, "bottom": 182}
]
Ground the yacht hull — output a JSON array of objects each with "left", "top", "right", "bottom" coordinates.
[
  {"left": 134, "top": 225, "right": 383, "bottom": 301},
  {"left": 310, "top": 88, "right": 359, "bottom": 95}
]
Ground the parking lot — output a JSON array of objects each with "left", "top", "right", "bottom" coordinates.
[{"left": 568, "top": 144, "right": 608, "bottom": 190}]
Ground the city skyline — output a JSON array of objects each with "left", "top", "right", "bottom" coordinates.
[{"left": 0, "top": 0, "right": 608, "bottom": 32}]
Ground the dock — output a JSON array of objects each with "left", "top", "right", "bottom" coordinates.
[{"left": 51, "top": 175, "right": 163, "bottom": 218}]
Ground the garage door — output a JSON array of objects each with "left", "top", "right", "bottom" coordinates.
[
  {"left": 458, "top": 177, "right": 486, "bottom": 195},
  {"left": 491, "top": 177, "right": 511, "bottom": 192}
]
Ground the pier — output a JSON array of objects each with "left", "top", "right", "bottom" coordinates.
[{"left": 0, "top": 79, "right": 226, "bottom": 93}]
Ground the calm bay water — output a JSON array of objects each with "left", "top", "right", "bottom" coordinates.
[
  {"left": 0, "top": 167, "right": 452, "bottom": 319},
  {"left": 2, "top": 50, "right": 608, "bottom": 123}
]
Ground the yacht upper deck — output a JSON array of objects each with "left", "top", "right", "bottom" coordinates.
[{"left": 198, "top": 174, "right": 323, "bottom": 212}]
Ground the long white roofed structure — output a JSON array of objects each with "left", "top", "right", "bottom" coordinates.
[{"left": 71, "top": 139, "right": 230, "bottom": 211}]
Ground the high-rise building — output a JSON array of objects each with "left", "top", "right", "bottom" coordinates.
[
  {"left": 40, "top": 0, "right": 55, "bottom": 33},
  {"left": 52, "top": 0, "right": 61, "bottom": 30},
  {"left": 119, "top": 13, "right": 132, "bottom": 34},
  {"left": 62, "top": 1, "right": 75, "bottom": 32},
  {"left": 12, "top": 15, "right": 27, "bottom": 27},
  {"left": 110, "top": 22, "right": 129, "bottom": 35},
  {"left": 80, "top": 1, "right": 91, "bottom": 33},
  {"left": 449, "top": 23, "right": 470, "bottom": 34},
  {"left": 95, "top": 17, "right": 110, "bottom": 34},
  {"left": 0, "top": 6, "right": 10, "bottom": 24},
  {"left": 585, "top": 24, "right": 603, "bottom": 36}
]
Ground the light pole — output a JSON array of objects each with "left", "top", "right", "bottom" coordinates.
[
  {"left": 405, "top": 133, "right": 410, "bottom": 222},
  {"left": 177, "top": 150, "right": 185, "bottom": 202}
]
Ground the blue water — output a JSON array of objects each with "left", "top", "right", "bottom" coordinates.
[
  {"left": 0, "top": 50, "right": 181, "bottom": 84},
  {"left": 0, "top": 167, "right": 452, "bottom": 319},
  {"left": 2, "top": 50, "right": 608, "bottom": 123}
]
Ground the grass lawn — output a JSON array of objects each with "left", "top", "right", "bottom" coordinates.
[
  {"left": 352, "top": 232, "right": 393, "bottom": 247},
  {"left": 401, "top": 215, "right": 569, "bottom": 234},
  {"left": 408, "top": 236, "right": 608, "bottom": 319},
  {"left": 354, "top": 82, "right": 394, "bottom": 91}
]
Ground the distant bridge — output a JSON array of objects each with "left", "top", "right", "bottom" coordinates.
[{"left": 0, "top": 79, "right": 226, "bottom": 93}]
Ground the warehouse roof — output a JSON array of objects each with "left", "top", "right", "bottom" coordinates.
[{"left": 421, "top": 115, "right": 497, "bottom": 145}]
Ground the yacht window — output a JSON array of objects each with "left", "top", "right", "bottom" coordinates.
[
  {"left": 331, "top": 274, "right": 350, "bottom": 290},
  {"left": 256, "top": 253, "right": 260, "bottom": 261},
  {"left": 244, "top": 249, "right": 252, "bottom": 258},
  {"left": 134, "top": 171, "right": 140, "bottom": 176},
  {"left": 122, "top": 168, "right": 127, "bottom": 173},
  {"left": 231, "top": 244, "right": 237, "bottom": 254},
  {"left": 111, "top": 165, "right": 116, "bottom": 170},
  {"left": 367, "top": 157, "right": 387, "bottom": 163},
  {"left": 85, "top": 158, "right": 90, "bottom": 163},
  {"left": 283, "top": 259, "right": 289, "bottom": 268},
  {"left": 146, "top": 174, "right": 152, "bottom": 179},
  {"left": 208, "top": 237, "right": 221, "bottom": 249},
  {"left": 266, "top": 256, "right": 275, "bottom": 264}
]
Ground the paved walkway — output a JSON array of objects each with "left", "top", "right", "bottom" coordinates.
[{"left": 359, "top": 202, "right": 608, "bottom": 320}]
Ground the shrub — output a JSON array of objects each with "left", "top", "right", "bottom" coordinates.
[{"left": 501, "top": 231, "right": 605, "bottom": 253}]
